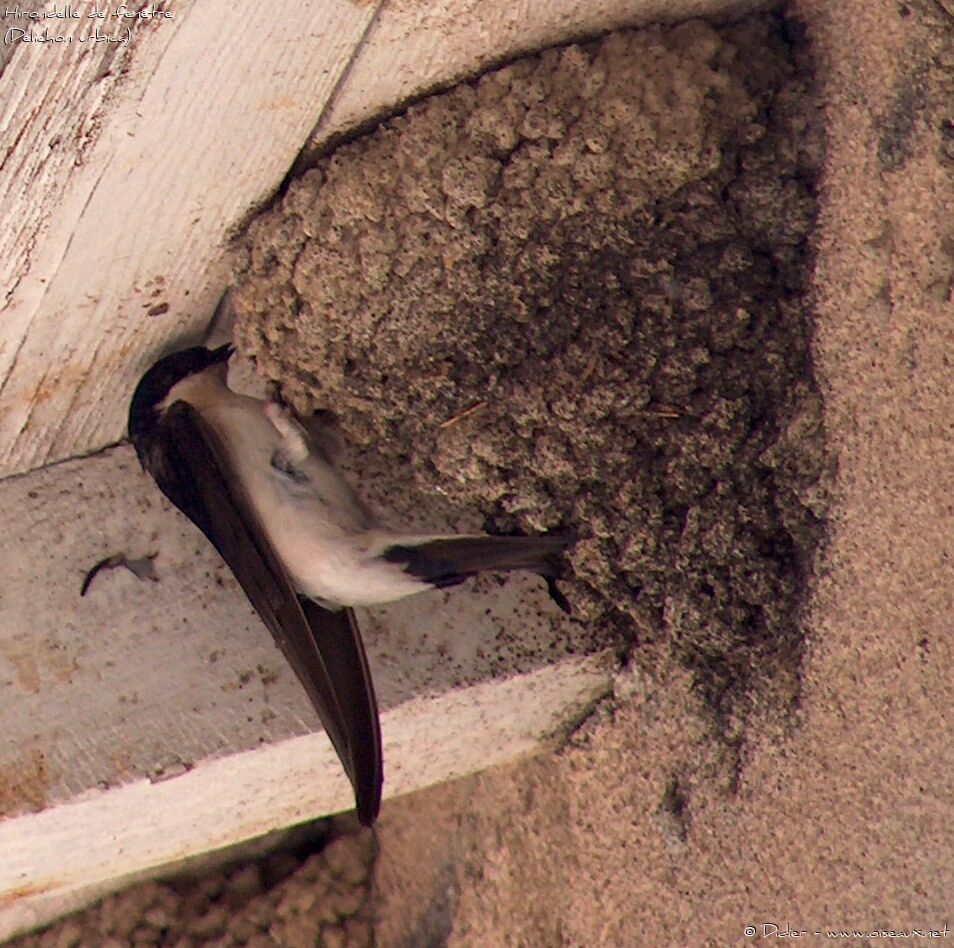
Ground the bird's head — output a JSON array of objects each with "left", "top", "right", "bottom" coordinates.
[{"left": 128, "top": 344, "right": 233, "bottom": 452}]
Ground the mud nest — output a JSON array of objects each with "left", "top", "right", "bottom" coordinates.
[{"left": 232, "top": 12, "right": 828, "bottom": 729}]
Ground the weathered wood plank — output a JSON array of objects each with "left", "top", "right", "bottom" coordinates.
[
  {"left": 0, "top": 654, "right": 611, "bottom": 941},
  {"left": 0, "top": 0, "right": 381, "bottom": 478},
  {"left": 1, "top": 439, "right": 597, "bottom": 815},
  {"left": 0, "top": 438, "right": 611, "bottom": 939}
]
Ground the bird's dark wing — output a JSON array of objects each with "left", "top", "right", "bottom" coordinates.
[
  {"left": 142, "top": 401, "right": 382, "bottom": 825},
  {"left": 382, "top": 534, "right": 574, "bottom": 613},
  {"left": 298, "top": 598, "right": 381, "bottom": 822}
]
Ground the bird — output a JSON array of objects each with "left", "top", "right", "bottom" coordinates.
[{"left": 127, "top": 343, "right": 573, "bottom": 825}]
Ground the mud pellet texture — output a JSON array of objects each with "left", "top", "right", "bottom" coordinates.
[{"left": 233, "top": 13, "right": 827, "bottom": 728}]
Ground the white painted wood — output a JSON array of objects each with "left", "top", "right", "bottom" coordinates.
[
  {"left": 0, "top": 438, "right": 612, "bottom": 937},
  {"left": 309, "top": 0, "right": 759, "bottom": 153},
  {"left": 0, "top": 0, "right": 381, "bottom": 478},
  {"left": 0, "top": 653, "right": 612, "bottom": 941},
  {"left": 0, "top": 440, "right": 596, "bottom": 813}
]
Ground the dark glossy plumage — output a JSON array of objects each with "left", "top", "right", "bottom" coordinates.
[{"left": 128, "top": 348, "right": 382, "bottom": 824}]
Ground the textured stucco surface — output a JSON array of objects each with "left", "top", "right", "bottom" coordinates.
[{"left": 9, "top": 0, "right": 954, "bottom": 944}]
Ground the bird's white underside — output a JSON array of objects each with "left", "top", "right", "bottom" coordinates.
[{"left": 165, "top": 369, "right": 433, "bottom": 607}]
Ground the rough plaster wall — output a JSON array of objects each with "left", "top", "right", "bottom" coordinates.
[{"left": 232, "top": 12, "right": 826, "bottom": 738}]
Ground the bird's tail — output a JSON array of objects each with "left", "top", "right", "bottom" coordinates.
[{"left": 382, "top": 533, "right": 574, "bottom": 612}]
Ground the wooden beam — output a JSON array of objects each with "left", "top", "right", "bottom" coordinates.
[
  {"left": 0, "top": 441, "right": 613, "bottom": 938},
  {"left": 0, "top": 656, "right": 611, "bottom": 941},
  {"left": 0, "top": 0, "right": 381, "bottom": 478}
]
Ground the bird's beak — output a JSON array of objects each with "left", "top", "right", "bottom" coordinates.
[{"left": 210, "top": 343, "right": 234, "bottom": 364}]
